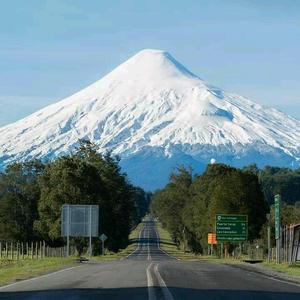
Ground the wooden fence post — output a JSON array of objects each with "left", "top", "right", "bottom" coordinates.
[
  {"left": 16, "top": 242, "right": 19, "bottom": 260},
  {"left": 11, "top": 242, "right": 13, "bottom": 260}
]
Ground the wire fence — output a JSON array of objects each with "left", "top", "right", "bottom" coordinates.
[{"left": 0, "top": 241, "right": 76, "bottom": 260}]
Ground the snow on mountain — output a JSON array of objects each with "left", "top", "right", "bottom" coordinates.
[{"left": 1, "top": 49, "right": 300, "bottom": 190}]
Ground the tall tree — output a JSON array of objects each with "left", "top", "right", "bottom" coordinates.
[{"left": 0, "top": 160, "right": 44, "bottom": 241}]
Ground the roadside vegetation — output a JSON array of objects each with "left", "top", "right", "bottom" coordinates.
[
  {"left": 260, "top": 261, "right": 300, "bottom": 277},
  {"left": 92, "top": 222, "right": 144, "bottom": 261},
  {"left": 0, "top": 140, "right": 151, "bottom": 255},
  {"left": 0, "top": 221, "right": 144, "bottom": 285},
  {"left": 151, "top": 164, "right": 300, "bottom": 256},
  {"left": 156, "top": 221, "right": 199, "bottom": 260},
  {"left": 0, "top": 257, "right": 76, "bottom": 285},
  {"left": 156, "top": 217, "right": 300, "bottom": 280}
]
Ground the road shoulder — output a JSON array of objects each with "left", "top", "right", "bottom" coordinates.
[
  {"left": 223, "top": 262, "right": 300, "bottom": 285},
  {"left": 0, "top": 258, "right": 79, "bottom": 287}
]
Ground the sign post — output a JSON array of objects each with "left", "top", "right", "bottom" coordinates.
[
  {"left": 67, "top": 205, "right": 70, "bottom": 257},
  {"left": 216, "top": 214, "right": 248, "bottom": 242},
  {"left": 275, "top": 194, "right": 282, "bottom": 263},
  {"left": 99, "top": 233, "right": 108, "bottom": 255}
]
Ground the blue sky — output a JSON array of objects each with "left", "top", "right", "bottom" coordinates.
[{"left": 0, "top": 0, "right": 299, "bottom": 126}]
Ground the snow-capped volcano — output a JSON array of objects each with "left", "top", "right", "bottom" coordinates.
[{"left": 1, "top": 49, "right": 300, "bottom": 190}]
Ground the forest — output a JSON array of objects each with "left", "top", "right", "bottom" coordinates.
[
  {"left": 0, "top": 140, "right": 150, "bottom": 254},
  {"left": 151, "top": 163, "right": 300, "bottom": 253},
  {"left": 1, "top": 139, "right": 300, "bottom": 256}
]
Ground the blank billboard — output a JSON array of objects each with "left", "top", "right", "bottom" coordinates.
[{"left": 61, "top": 204, "right": 99, "bottom": 237}]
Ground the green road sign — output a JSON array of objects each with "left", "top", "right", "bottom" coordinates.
[
  {"left": 274, "top": 195, "right": 281, "bottom": 239},
  {"left": 216, "top": 214, "right": 248, "bottom": 242}
]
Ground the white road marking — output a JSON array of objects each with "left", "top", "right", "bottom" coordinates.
[
  {"left": 243, "top": 269, "right": 300, "bottom": 287},
  {"left": 126, "top": 225, "right": 144, "bottom": 258},
  {"left": 154, "top": 228, "right": 180, "bottom": 261},
  {"left": 0, "top": 265, "right": 81, "bottom": 290},
  {"left": 147, "top": 262, "right": 156, "bottom": 300},
  {"left": 154, "top": 263, "right": 175, "bottom": 300},
  {"left": 148, "top": 227, "right": 151, "bottom": 261}
]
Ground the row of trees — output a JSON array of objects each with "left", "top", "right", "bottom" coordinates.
[
  {"left": 255, "top": 165, "right": 300, "bottom": 205},
  {"left": 151, "top": 163, "right": 300, "bottom": 254},
  {"left": 0, "top": 140, "right": 150, "bottom": 253}
]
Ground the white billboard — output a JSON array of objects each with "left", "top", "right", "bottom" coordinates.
[{"left": 61, "top": 204, "right": 99, "bottom": 237}]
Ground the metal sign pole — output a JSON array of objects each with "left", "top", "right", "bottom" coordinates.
[
  {"left": 89, "top": 206, "right": 92, "bottom": 258},
  {"left": 267, "top": 225, "right": 271, "bottom": 263},
  {"left": 275, "top": 195, "right": 281, "bottom": 264},
  {"left": 67, "top": 205, "right": 70, "bottom": 257},
  {"left": 221, "top": 243, "right": 223, "bottom": 259}
]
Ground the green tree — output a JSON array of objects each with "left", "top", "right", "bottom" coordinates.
[
  {"left": 151, "top": 166, "right": 192, "bottom": 246},
  {"left": 35, "top": 140, "right": 138, "bottom": 253},
  {"left": 0, "top": 160, "right": 44, "bottom": 241}
]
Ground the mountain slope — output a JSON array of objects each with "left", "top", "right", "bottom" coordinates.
[{"left": 1, "top": 49, "right": 300, "bottom": 190}]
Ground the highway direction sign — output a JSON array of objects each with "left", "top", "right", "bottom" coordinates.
[{"left": 216, "top": 214, "right": 248, "bottom": 242}]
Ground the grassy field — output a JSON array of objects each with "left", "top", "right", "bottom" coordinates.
[
  {"left": 260, "top": 262, "right": 300, "bottom": 277},
  {"left": 0, "top": 257, "right": 77, "bottom": 285},
  {"left": 156, "top": 222, "right": 201, "bottom": 260},
  {"left": 92, "top": 222, "right": 143, "bottom": 261}
]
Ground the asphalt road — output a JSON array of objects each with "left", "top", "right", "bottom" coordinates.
[{"left": 1, "top": 217, "right": 300, "bottom": 299}]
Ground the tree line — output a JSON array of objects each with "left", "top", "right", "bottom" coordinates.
[
  {"left": 151, "top": 163, "right": 300, "bottom": 253},
  {"left": 0, "top": 140, "right": 150, "bottom": 254}
]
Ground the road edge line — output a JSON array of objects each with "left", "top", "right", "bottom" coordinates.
[
  {"left": 227, "top": 263, "right": 300, "bottom": 287},
  {"left": 0, "top": 265, "right": 81, "bottom": 290},
  {"left": 154, "top": 227, "right": 180, "bottom": 261},
  {"left": 125, "top": 224, "right": 144, "bottom": 259}
]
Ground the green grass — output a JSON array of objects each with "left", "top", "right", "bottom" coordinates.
[
  {"left": 156, "top": 222, "right": 201, "bottom": 260},
  {"left": 0, "top": 257, "right": 77, "bottom": 285},
  {"left": 92, "top": 222, "right": 143, "bottom": 261},
  {"left": 260, "top": 262, "right": 300, "bottom": 277}
]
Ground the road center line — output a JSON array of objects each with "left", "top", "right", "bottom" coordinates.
[
  {"left": 154, "top": 263, "right": 174, "bottom": 300},
  {"left": 147, "top": 262, "right": 156, "bottom": 300},
  {"left": 148, "top": 227, "right": 151, "bottom": 261}
]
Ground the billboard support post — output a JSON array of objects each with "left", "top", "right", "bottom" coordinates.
[
  {"left": 67, "top": 205, "right": 70, "bottom": 257},
  {"left": 89, "top": 205, "right": 92, "bottom": 258},
  {"left": 267, "top": 225, "right": 271, "bottom": 263}
]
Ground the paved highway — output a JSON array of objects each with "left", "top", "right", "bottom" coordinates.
[{"left": 1, "top": 217, "right": 300, "bottom": 299}]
